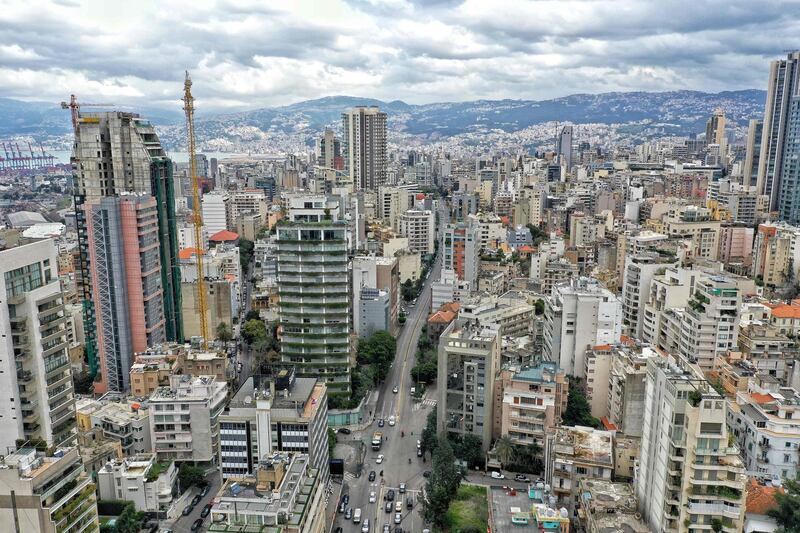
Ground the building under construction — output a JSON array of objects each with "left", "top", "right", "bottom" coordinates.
[{"left": 0, "top": 141, "right": 56, "bottom": 171}]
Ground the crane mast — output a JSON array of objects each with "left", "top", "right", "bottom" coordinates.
[{"left": 182, "top": 71, "right": 210, "bottom": 348}]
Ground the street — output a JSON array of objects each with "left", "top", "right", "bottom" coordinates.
[
  {"left": 167, "top": 471, "right": 222, "bottom": 533},
  {"left": 331, "top": 204, "right": 447, "bottom": 533}
]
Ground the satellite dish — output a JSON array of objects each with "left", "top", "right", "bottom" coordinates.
[{"left": 245, "top": 396, "right": 253, "bottom": 404}]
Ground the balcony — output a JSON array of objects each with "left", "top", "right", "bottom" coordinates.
[{"left": 17, "top": 370, "right": 33, "bottom": 383}]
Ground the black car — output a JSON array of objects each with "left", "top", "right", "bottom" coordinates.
[
  {"left": 369, "top": 470, "right": 376, "bottom": 481},
  {"left": 147, "top": 523, "right": 159, "bottom": 533},
  {"left": 394, "top": 528, "right": 403, "bottom": 533},
  {"left": 342, "top": 494, "right": 350, "bottom": 505},
  {"left": 335, "top": 528, "right": 343, "bottom": 533},
  {"left": 338, "top": 428, "right": 352, "bottom": 434},
  {"left": 338, "top": 502, "right": 346, "bottom": 513},
  {"left": 345, "top": 508, "right": 352, "bottom": 520},
  {"left": 385, "top": 489, "right": 395, "bottom": 501},
  {"left": 201, "top": 503, "right": 212, "bottom": 518},
  {"left": 422, "top": 471, "right": 431, "bottom": 478},
  {"left": 191, "top": 518, "right": 204, "bottom": 531},
  {"left": 200, "top": 485, "right": 210, "bottom": 497},
  {"left": 385, "top": 501, "right": 393, "bottom": 513},
  {"left": 377, "top": 419, "right": 385, "bottom": 427},
  {"left": 191, "top": 494, "right": 202, "bottom": 506},
  {"left": 182, "top": 505, "right": 194, "bottom": 516},
  {"left": 406, "top": 497, "right": 413, "bottom": 510}
]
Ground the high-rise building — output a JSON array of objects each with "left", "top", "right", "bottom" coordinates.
[
  {"left": 556, "top": 125, "right": 573, "bottom": 171},
  {"left": 437, "top": 318, "right": 500, "bottom": 452},
  {"left": 442, "top": 221, "right": 480, "bottom": 285},
  {"left": 543, "top": 277, "right": 622, "bottom": 377},
  {"left": 84, "top": 194, "right": 167, "bottom": 393},
  {"left": 757, "top": 51, "right": 800, "bottom": 212},
  {"left": 742, "top": 119, "right": 763, "bottom": 187},
  {"left": 352, "top": 255, "right": 399, "bottom": 336},
  {"left": 316, "top": 128, "right": 341, "bottom": 170},
  {"left": 202, "top": 190, "right": 232, "bottom": 237},
  {"left": 636, "top": 355, "right": 747, "bottom": 533},
  {"left": 399, "top": 209, "right": 435, "bottom": 254},
  {"left": 342, "top": 106, "right": 388, "bottom": 191},
  {"left": 71, "top": 111, "right": 183, "bottom": 376},
  {"left": 705, "top": 108, "right": 726, "bottom": 146},
  {"left": 277, "top": 212, "right": 351, "bottom": 396},
  {"left": 0, "top": 239, "right": 77, "bottom": 450},
  {"left": 621, "top": 253, "right": 679, "bottom": 339}
]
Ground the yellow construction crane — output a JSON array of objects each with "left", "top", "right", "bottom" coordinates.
[{"left": 182, "top": 71, "right": 210, "bottom": 348}]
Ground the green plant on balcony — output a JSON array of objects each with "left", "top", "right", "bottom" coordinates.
[
  {"left": 717, "top": 486, "right": 741, "bottom": 500},
  {"left": 53, "top": 484, "right": 95, "bottom": 522},
  {"left": 51, "top": 479, "right": 78, "bottom": 503},
  {"left": 711, "top": 518, "right": 723, "bottom": 532},
  {"left": 688, "top": 390, "right": 703, "bottom": 407}
]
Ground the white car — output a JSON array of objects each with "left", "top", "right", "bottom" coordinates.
[
  {"left": 388, "top": 416, "right": 396, "bottom": 427},
  {"left": 394, "top": 513, "right": 402, "bottom": 524},
  {"left": 490, "top": 471, "right": 505, "bottom": 479},
  {"left": 392, "top": 386, "right": 398, "bottom": 394},
  {"left": 376, "top": 454, "right": 385, "bottom": 464},
  {"left": 369, "top": 492, "right": 377, "bottom": 503}
]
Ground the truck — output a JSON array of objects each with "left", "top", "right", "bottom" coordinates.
[{"left": 371, "top": 431, "right": 383, "bottom": 451}]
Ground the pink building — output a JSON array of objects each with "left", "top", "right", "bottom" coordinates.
[{"left": 718, "top": 223, "right": 754, "bottom": 264}]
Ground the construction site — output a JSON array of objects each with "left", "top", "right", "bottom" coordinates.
[{"left": 0, "top": 141, "right": 56, "bottom": 171}]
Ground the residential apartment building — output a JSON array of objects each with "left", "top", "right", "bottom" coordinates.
[
  {"left": 398, "top": 209, "right": 435, "bottom": 254},
  {"left": 149, "top": 374, "right": 227, "bottom": 463},
  {"left": 97, "top": 453, "right": 176, "bottom": 513},
  {"left": 76, "top": 398, "right": 152, "bottom": 456},
  {"left": 71, "top": 111, "right": 183, "bottom": 376},
  {"left": 0, "top": 446, "right": 98, "bottom": 533},
  {"left": 728, "top": 387, "right": 800, "bottom": 481},
  {"left": 352, "top": 255, "right": 399, "bottom": 336},
  {"left": 277, "top": 221, "right": 351, "bottom": 396},
  {"left": 751, "top": 222, "right": 800, "bottom": 286},
  {"left": 219, "top": 373, "right": 329, "bottom": 481},
  {"left": 543, "top": 277, "right": 622, "bottom": 378},
  {"left": 437, "top": 318, "right": 501, "bottom": 452},
  {"left": 607, "top": 344, "right": 658, "bottom": 437},
  {"left": 641, "top": 266, "right": 697, "bottom": 346},
  {"left": 493, "top": 363, "right": 567, "bottom": 447},
  {"left": 636, "top": 355, "right": 747, "bottom": 533},
  {"left": 202, "top": 190, "right": 232, "bottom": 236},
  {"left": 211, "top": 453, "right": 326, "bottom": 533},
  {"left": 662, "top": 206, "right": 721, "bottom": 260},
  {"left": 442, "top": 221, "right": 480, "bottom": 285},
  {"left": 0, "top": 239, "right": 76, "bottom": 451},
  {"left": 458, "top": 296, "right": 535, "bottom": 338},
  {"left": 377, "top": 186, "right": 413, "bottom": 231},
  {"left": 342, "top": 106, "right": 388, "bottom": 191},
  {"left": 84, "top": 194, "right": 166, "bottom": 393},
  {"left": 621, "top": 253, "right": 678, "bottom": 338}
]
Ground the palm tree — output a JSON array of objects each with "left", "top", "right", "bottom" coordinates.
[{"left": 494, "top": 437, "right": 514, "bottom": 467}]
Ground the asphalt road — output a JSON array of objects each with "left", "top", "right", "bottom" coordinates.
[
  {"left": 331, "top": 203, "right": 448, "bottom": 533},
  {"left": 168, "top": 471, "right": 222, "bottom": 533}
]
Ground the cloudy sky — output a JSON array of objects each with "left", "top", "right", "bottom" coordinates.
[{"left": 1, "top": 0, "right": 797, "bottom": 111}]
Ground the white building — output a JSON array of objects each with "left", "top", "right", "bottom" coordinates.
[
  {"left": 97, "top": 454, "right": 176, "bottom": 513},
  {"left": 202, "top": 190, "right": 232, "bottom": 236},
  {"left": 543, "top": 277, "right": 622, "bottom": 377},
  {"left": 149, "top": 374, "right": 227, "bottom": 463},
  {"left": 0, "top": 239, "right": 76, "bottom": 451},
  {"left": 621, "top": 253, "right": 678, "bottom": 338},
  {"left": 399, "top": 209, "right": 435, "bottom": 254},
  {"left": 641, "top": 266, "right": 698, "bottom": 346}
]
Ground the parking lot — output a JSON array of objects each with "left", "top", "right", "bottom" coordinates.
[{"left": 489, "top": 486, "right": 536, "bottom": 533}]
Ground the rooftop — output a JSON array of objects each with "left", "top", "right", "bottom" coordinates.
[{"left": 555, "top": 426, "right": 613, "bottom": 466}]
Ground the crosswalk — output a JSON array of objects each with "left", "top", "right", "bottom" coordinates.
[
  {"left": 344, "top": 472, "right": 357, "bottom": 482},
  {"left": 412, "top": 399, "right": 437, "bottom": 411}
]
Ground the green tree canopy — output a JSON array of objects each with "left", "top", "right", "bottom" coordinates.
[
  {"left": 420, "top": 410, "right": 439, "bottom": 456},
  {"left": 768, "top": 478, "right": 800, "bottom": 533},
  {"left": 216, "top": 322, "right": 232, "bottom": 342},
  {"left": 178, "top": 464, "right": 206, "bottom": 490},
  {"left": 562, "top": 379, "right": 601, "bottom": 428},
  {"left": 242, "top": 319, "right": 268, "bottom": 344}
]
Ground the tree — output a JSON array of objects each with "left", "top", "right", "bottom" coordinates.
[
  {"left": 424, "top": 438, "right": 461, "bottom": 528},
  {"left": 328, "top": 427, "right": 337, "bottom": 459},
  {"left": 768, "top": 478, "right": 800, "bottom": 532},
  {"left": 216, "top": 322, "right": 232, "bottom": 343},
  {"left": 420, "top": 410, "right": 439, "bottom": 456},
  {"left": 562, "top": 379, "right": 601, "bottom": 428},
  {"left": 242, "top": 319, "right": 268, "bottom": 344},
  {"left": 452, "top": 434, "right": 483, "bottom": 468},
  {"left": 357, "top": 330, "right": 396, "bottom": 383},
  {"left": 401, "top": 279, "right": 415, "bottom": 302},
  {"left": 494, "top": 436, "right": 514, "bottom": 466},
  {"left": 534, "top": 299, "right": 545, "bottom": 315},
  {"left": 239, "top": 238, "right": 255, "bottom": 270},
  {"left": 178, "top": 464, "right": 206, "bottom": 490},
  {"left": 72, "top": 371, "right": 95, "bottom": 395},
  {"left": 245, "top": 310, "right": 261, "bottom": 322},
  {"left": 114, "top": 503, "right": 142, "bottom": 533}
]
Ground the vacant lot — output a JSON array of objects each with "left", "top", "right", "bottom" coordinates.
[{"left": 442, "top": 484, "right": 489, "bottom": 532}]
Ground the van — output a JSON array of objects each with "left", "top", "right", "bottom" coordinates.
[{"left": 353, "top": 508, "right": 362, "bottom": 524}]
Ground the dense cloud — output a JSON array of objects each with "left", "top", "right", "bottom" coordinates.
[{"left": 0, "top": 0, "right": 796, "bottom": 111}]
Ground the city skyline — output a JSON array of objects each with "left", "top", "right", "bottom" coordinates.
[{"left": 1, "top": 0, "right": 798, "bottom": 112}]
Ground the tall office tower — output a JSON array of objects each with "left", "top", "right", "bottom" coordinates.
[
  {"left": 85, "top": 194, "right": 167, "bottom": 393},
  {"left": 758, "top": 51, "right": 800, "bottom": 212},
  {"left": 636, "top": 355, "right": 746, "bottom": 533},
  {"left": 342, "top": 106, "right": 388, "bottom": 191},
  {"left": 0, "top": 239, "right": 76, "bottom": 451},
  {"left": 437, "top": 318, "right": 500, "bottom": 452},
  {"left": 742, "top": 119, "right": 763, "bottom": 187},
  {"left": 316, "top": 128, "right": 341, "bottom": 169},
  {"left": 71, "top": 112, "right": 183, "bottom": 376},
  {"left": 705, "top": 108, "right": 726, "bottom": 146},
  {"left": 277, "top": 215, "right": 351, "bottom": 397},
  {"left": 556, "top": 125, "right": 573, "bottom": 171}
]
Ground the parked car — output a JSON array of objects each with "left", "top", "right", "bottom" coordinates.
[
  {"left": 182, "top": 505, "right": 194, "bottom": 516},
  {"left": 191, "top": 494, "right": 202, "bottom": 506},
  {"left": 422, "top": 471, "right": 431, "bottom": 478},
  {"left": 395, "top": 501, "right": 403, "bottom": 512},
  {"left": 335, "top": 528, "right": 343, "bottom": 533},
  {"left": 490, "top": 471, "right": 505, "bottom": 480},
  {"left": 394, "top": 528, "right": 403, "bottom": 533},
  {"left": 387, "top": 416, "right": 396, "bottom": 426},
  {"left": 376, "top": 454, "right": 385, "bottom": 464},
  {"left": 338, "top": 501, "right": 346, "bottom": 513},
  {"left": 200, "top": 485, "right": 210, "bottom": 497},
  {"left": 416, "top": 448, "right": 423, "bottom": 457},
  {"left": 385, "top": 501, "right": 393, "bottom": 513},
  {"left": 338, "top": 428, "right": 351, "bottom": 434},
  {"left": 361, "top": 519, "right": 370, "bottom": 533},
  {"left": 191, "top": 519, "right": 204, "bottom": 531},
  {"left": 406, "top": 497, "right": 413, "bottom": 510},
  {"left": 383, "top": 524, "right": 391, "bottom": 533},
  {"left": 345, "top": 508, "right": 352, "bottom": 520},
  {"left": 201, "top": 503, "right": 212, "bottom": 518},
  {"left": 515, "top": 474, "right": 530, "bottom": 482},
  {"left": 394, "top": 513, "right": 402, "bottom": 524},
  {"left": 377, "top": 419, "right": 385, "bottom": 427},
  {"left": 385, "top": 489, "right": 395, "bottom": 501},
  {"left": 369, "top": 470, "right": 376, "bottom": 482},
  {"left": 399, "top": 483, "right": 405, "bottom": 494},
  {"left": 342, "top": 494, "right": 350, "bottom": 505}
]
